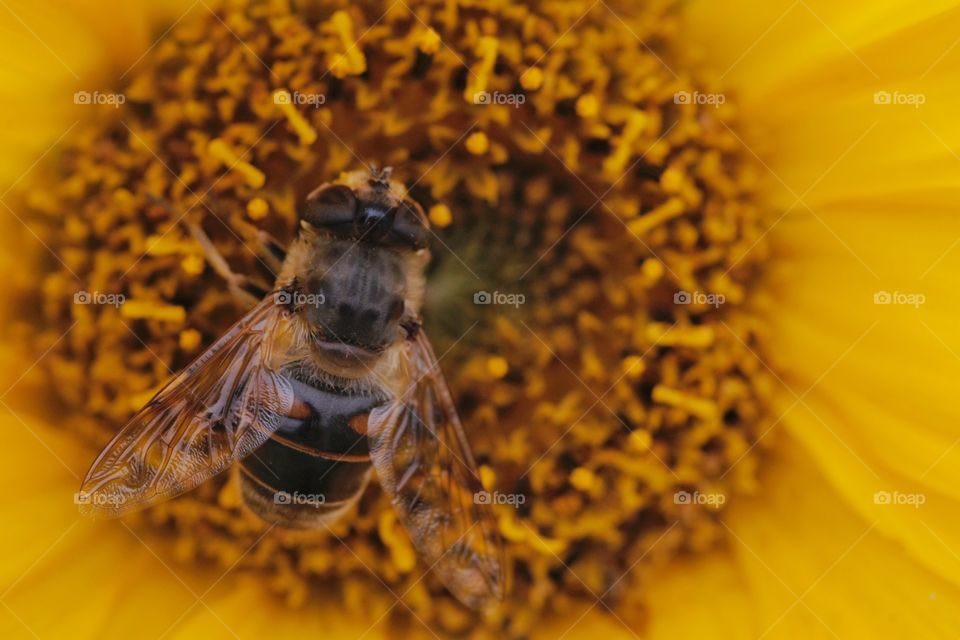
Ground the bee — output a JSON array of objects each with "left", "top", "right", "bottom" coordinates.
[{"left": 77, "top": 168, "right": 505, "bottom": 610}]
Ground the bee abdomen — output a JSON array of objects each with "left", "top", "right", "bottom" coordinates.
[{"left": 238, "top": 381, "right": 384, "bottom": 529}]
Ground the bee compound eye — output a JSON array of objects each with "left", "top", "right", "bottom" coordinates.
[
  {"left": 303, "top": 184, "right": 358, "bottom": 229},
  {"left": 391, "top": 199, "right": 430, "bottom": 248}
]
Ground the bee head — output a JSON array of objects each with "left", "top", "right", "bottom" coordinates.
[{"left": 301, "top": 168, "right": 430, "bottom": 249}]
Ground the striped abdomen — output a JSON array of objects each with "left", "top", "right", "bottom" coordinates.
[{"left": 238, "top": 380, "right": 383, "bottom": 529}]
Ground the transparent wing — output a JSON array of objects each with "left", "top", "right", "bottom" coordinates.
[
  {"left": 78, "top": 297, "right": 294, "bottom": 517},
  {"left": 367, "top": 329, "right": 506, "bottom": 610}
]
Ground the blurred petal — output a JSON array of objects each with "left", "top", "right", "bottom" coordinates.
[
  {"left": 639, "top": 431, "right": 960, "bottom": 638},
  {"left": 686, "top": 0, "right": 960, "bottom": 591},
  {"left": 0, "top": 0, "right": 198, "bottom": 185},
  {"left": 0, "top": 411, "right": 223, "bottom": 639},
  {"left": 723, "top": 436, "right": 960, "bottom": 638},
  {"left": 646, "top": 554, "right": 754, "bottom": 640}
]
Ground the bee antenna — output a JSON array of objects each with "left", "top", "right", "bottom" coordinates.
[{"left": 368, "top": 165, "right": 393, "bottom": 190}]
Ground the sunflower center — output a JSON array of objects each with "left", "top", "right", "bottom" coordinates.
[{"left": 14, "top": 0, "right": 774, "bottom": 635}]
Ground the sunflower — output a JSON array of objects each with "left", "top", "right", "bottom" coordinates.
[{"left": 1, "top": 0, "right": 959, "bottom": 638}]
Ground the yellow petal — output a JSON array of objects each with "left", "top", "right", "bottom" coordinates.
[
  {"left": 685, "top": 0, "right": 960, "bottom": 593},
  {"left": 641, "top": 432, "right": 960, "bottom": 638},
  {"left": 0, "top": 412, "right": 204, "bottom": 638},
  {"left": 723, "top": 437, "right": 960, "bottom": 637},
  {"left": 0, "top": 410, "right": 389, "bottom": 640},
  {"left": 0, "top": 0, "right": 198, "bottom": 185},
  {"left": 646, "top": 554, "right": 754, "bottom": 639},
  {"left": 686, "top": 1, "right": 960, "bottom": 207}
]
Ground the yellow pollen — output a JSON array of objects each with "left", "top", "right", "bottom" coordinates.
[
  {"left": 144, "top": 234, "right": 193, "bottom": 256},
  {"left": 329, "top": 11, "right": 366, "bottom": 77},
  {"left": 499, "top": 513, "right": 568, "bottom": 555},
  {"left": 179, "top": 328, "right": 202, "bottom": 351},
  {"left": 660, "top": 166, "right": 685, "bottom": 193},
  {"left": 603, "top": 110, "right": 648, "bottom": 176},
  {"left": 246, "top": 197, "right": 270, "bottom": 220},
  {"left": 128, "top": 388, "right": 158, "bottom": 412},
  {"left": 570, "top": 467, "right": 599, "bottom": 492},
  {"left": 621, "top": 355, "right": 645, "bottom": 379},
  {"left": 465, "top": 131, "right": 490, "bottom": 155},
  {"left": 651, "top": 385, "right": 719, "bottom": 420},
  {"left": 378, "top": 510, "right": 416, "bottom": 572},
  {"left": 576, "top": 94, "right": 600, "bottom": 118},
  {"left": 464, "top": 36, "right": 498, "bottom": 102},
  {"left": 479, "top": 464, "right": 496, "bottom": 491},
  {"left": 520, "top": 67, "right": 544, "bottom": 91},
  {"left": 272, "top": 90, "right": 318, "bottom": 146},
  {"left": 646, "top": 322, "right": 715, "bottom": 348},
  {"left": 428, "top": 203, "right": 452, "bottom": 228},
  {"left": 180, "top": 253, "right": 204, "bottom": 275},
  {"left": 207, "top": 139, "right": 265, "bottom": 188},
  {"left": 120, "top": 300, "right": 186, "bottom": 323},
  {"left": 65, "top": 216, "right": 86, "bottom": 241},
  {"left": 486, "top": 356, "right": 509, "bottom": 379},
  {"left": 628, "top": 430, "right": 652, "bottom": 452},
  {"left": 628, "top": 197, "right": 686, "bottom": 235},
  {"left": 418, "top": 27, "right": 441, "bottom": 54},
  {"left": 641, "top": 257, "right": 664, "bottom": 282}
]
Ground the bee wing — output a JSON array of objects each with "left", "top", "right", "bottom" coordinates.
[
  {"left": 367, "top": 329, "right": 506, "bottom": 610},
  {"left": 78, "top": 296, "right": 295, "bottom": 517}
]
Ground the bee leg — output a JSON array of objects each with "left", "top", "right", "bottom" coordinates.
[
  {"left": 253, "top": 229, "right": 287, "bottom": 274},
  {"left": 183, "top": 219, "right": 270, "bottom": 306},
  {"left": 147, "top": 193, "right": 273, "bottom": 305}
]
